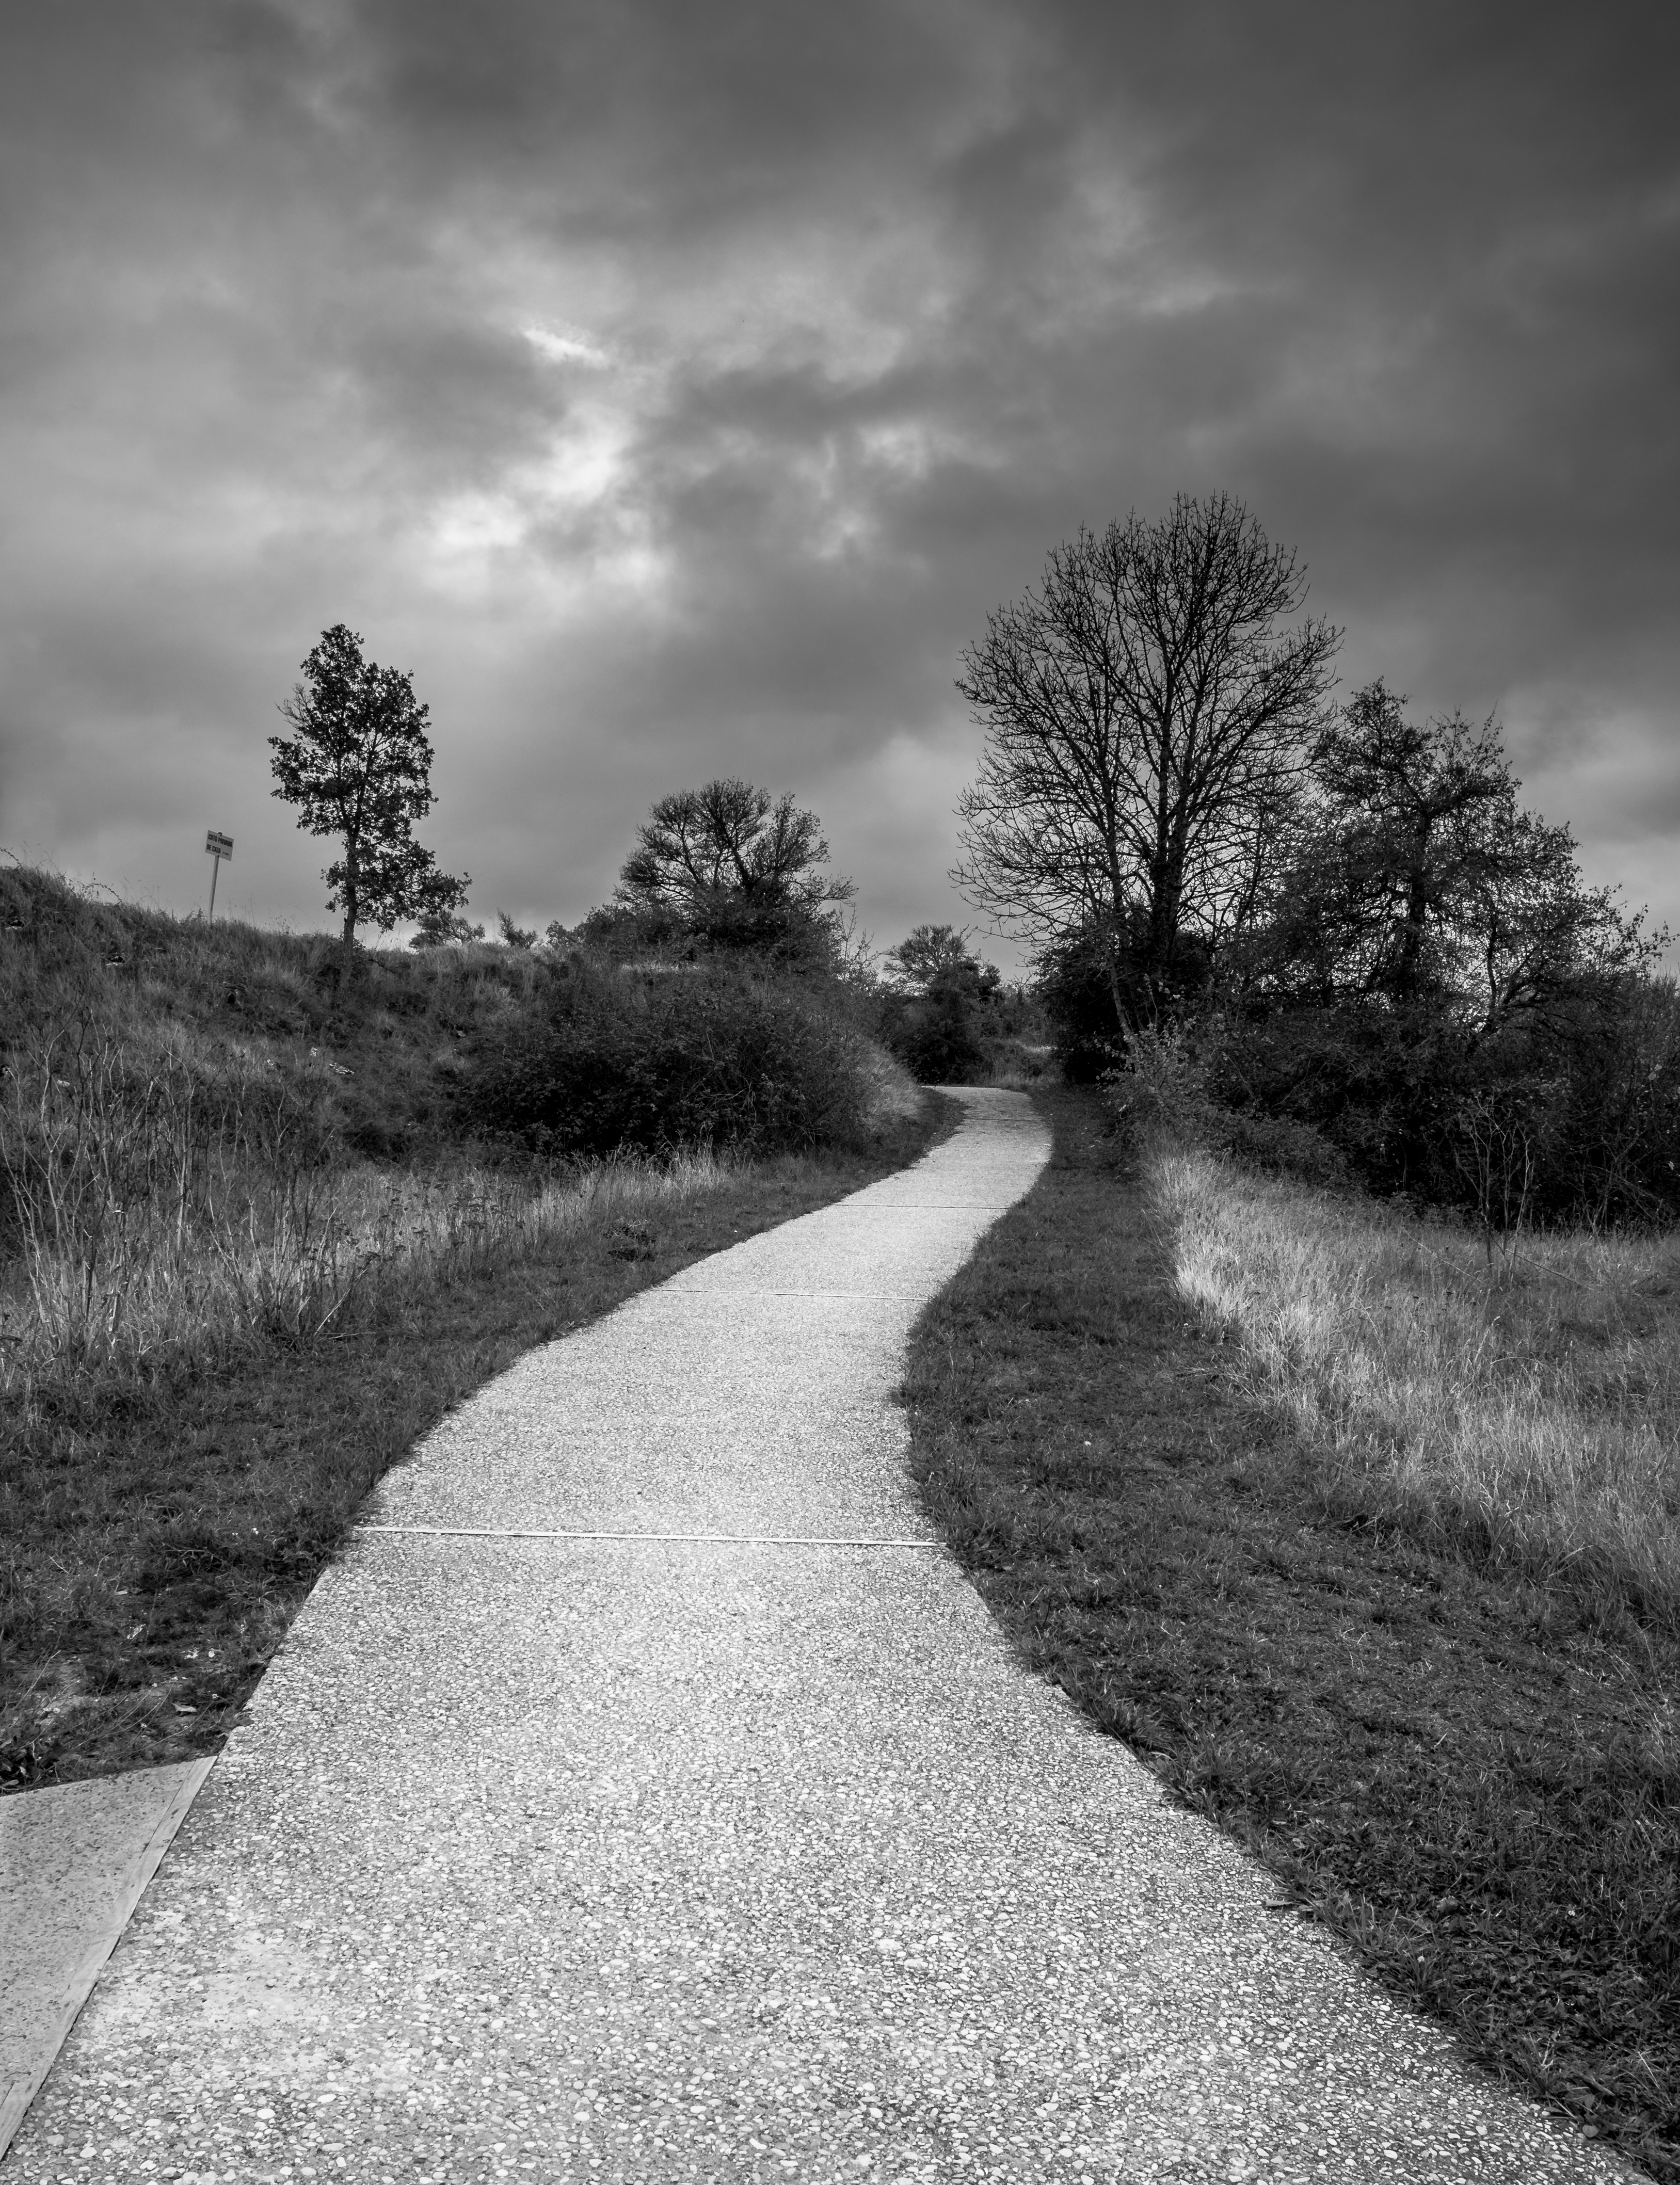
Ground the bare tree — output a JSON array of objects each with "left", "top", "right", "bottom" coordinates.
[{"left": 953, "top": 495, "right": 1339, "bottom": 1016}]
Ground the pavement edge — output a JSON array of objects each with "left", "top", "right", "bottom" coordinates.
[{"left": 0, "top": 1755, "right": 216, "bottom": 2162}]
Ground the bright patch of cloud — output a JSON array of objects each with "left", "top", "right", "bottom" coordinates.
[
  {"left": 523, "top": 324, "right": 612, "bottom": 368},
  {"left": 419, "top": 391, "right": 671, "bottom": 611}
]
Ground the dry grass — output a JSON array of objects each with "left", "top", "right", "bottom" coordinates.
[
  {"left": 1150, "top": 1145, "right": 1680, "bottom": 1611},
  {"left": 0, "top": 1024, "right": 730, "bottom": 1394},
  {"left": 3, "top": 1090, "right": 954, "bottom": 1792}
]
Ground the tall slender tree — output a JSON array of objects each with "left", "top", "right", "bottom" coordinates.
[{"left": 269, "top": 624, "right": 469, "bottom": 948}]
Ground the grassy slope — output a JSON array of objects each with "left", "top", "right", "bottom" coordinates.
[
  {"left": 2, "top": 866, "right": 957, "bottom": 1786},
  {"left": 1, "top": 863, "right": 555, "bottom": 1171},
  {"left": 904, "top": 1084, "right": 1678, "bottom": 2183}
]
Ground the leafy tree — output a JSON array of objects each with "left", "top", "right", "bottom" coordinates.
[
  {"left": 876, "top": 925, "right": 1003, "bottom": 1083},
  {"left": 1263, "top": 681, "right": 1655, "bottom": 1026},
  {"left": 1204, "top": 682, "right": 1672, "bottom": 1209},
  {"left": 409, "top": 909, "right": 484, "bottom": 948},
  {"left": 953, "top": 494, "right": 1339, "bottom": 1027},
  {"left": 408, "top": 875, "right": 483, "bottom": 949},
  {"left": 614, "top": 778, "right": 853, "bottom": 962},
  {"left": 269, "top": 624, "right": 469, "bottom": 949},
  {"left": 888, "top": 923, "right": 1001, "bottom": 1001},
  {"left": 408, "top": 921, "right": 483, "bottom": 949}
]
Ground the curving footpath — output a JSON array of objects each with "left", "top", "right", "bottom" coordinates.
[{"left": 7, "top": 1091, "right": 1633, "bottom": 2183}]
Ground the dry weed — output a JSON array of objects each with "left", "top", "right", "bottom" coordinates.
[
  {"left": 1150, "top": 1143, "right": 1680, "bottom": 1602},
  {"left": 0, "top": 1031, "right": 727, "bottom": 1397}
]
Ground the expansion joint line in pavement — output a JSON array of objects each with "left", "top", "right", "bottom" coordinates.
[{"left": 353, "top": 1523, "right": 938, "bottom": 1548}]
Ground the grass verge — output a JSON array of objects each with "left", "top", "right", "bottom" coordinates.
[
  {"left": 1155, "top": 1142, "right": 1680, "bottom": 1607},
  {"left": 904, "top": 1084, "right": 1678, "bottom": 2181},
  {"left": 3, "top": 1095, "right": 956, "bottom": 1792}
]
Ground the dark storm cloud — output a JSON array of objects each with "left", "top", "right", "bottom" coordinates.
[{"left": 2, "top": 0, "right": 1675, "bottom": 950}]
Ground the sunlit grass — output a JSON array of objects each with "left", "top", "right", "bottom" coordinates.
[{"left": 1149, "top": 1142, "right": 1680, "bottom": 1609}]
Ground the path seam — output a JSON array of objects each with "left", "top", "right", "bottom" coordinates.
[{"left": 354, "top": 1524, "right": 939, "bottom": 1547}]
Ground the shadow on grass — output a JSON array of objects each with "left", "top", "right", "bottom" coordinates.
[
  {"left": 2, "top": 1098, "right": 958, "bottom": 1791},
  {"left": 904, "top": 1083, "right": 1678, "bottom": 2183}
]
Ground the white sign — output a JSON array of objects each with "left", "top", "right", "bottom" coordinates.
[{"left": 205, "top": 831, "right": 233, "bottom": 859}]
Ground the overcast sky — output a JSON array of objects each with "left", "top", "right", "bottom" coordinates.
[{"left": 3, "top": 0, "right": 1676, "bottom": 967}]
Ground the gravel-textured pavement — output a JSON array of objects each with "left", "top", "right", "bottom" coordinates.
[
  {"left": 1, "top": 1761, "right": 210, "bottom": 2155},
  {"left": 5, "top": 1090, "right": 1636, "bottom": 2183}
]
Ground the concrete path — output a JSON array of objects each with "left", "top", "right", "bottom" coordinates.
[
  {"left": 4, "top": 1090, "right": 1632, "bottom": 2182},
  {"left": 1, "top": 1761, "right": 211, "bottom": 2157}
]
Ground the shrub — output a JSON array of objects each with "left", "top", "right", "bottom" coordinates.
[
  {"left": 1196, "top": 979, "right": 1680, "bottom": 1226},
  {"left": 1034, "top": 913, "right": 1215, "bottom": 1081},
  {"left": 1103, "top": 1026, "right": 1346, "bottom": 1185},
  {"left": 464, "top": 958, "right": 873, "bottom": 1157},
  {"left": 875, "top": 987, "right": 990, "bottom": 1084},
  {"left": 1034, "top": 922, "right": 1126, "bottom": 1081}
]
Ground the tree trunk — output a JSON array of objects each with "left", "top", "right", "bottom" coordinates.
[
  {"left": 1394, "top": 820, "right": 1433, "bottom": 1001},
  {"left": 1146, "top": 857, "right": 1181, "bottom": 982},
  {"left": 340, "top": 847, "right": 359, "bottom": 957},
  {"left": 1102, "top": 938, "right": 1133, "bottom": 1046}
]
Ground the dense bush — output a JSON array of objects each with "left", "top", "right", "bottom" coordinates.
[
  {"left": 1101, "top": 971, "right": 1680, "bottom": 1228},
  {"left": 1198, "top": 1003, "right": 1468, "bottom": 1197},
  {"left": 1103, "top": 1029, "right": 1347, "bottom": 1186},
  {"left": 875, "top": 985, "right": 991, "bottom": 1084},
  {"left": 1034, "top": 912, "right": 1213, "bottom": 1081},
  {"left": 464, "top": 957, "right": 874, "bottom": 1157},
  {"left": 1033, "top": 925, "right": 1121, "bottom": 1081},
  {"left": 873, "top": 925, "right": 1048, "bottom": 1086},
  {"left": 1196, "top": 977, "right": 1680, "bottom": 1225}
]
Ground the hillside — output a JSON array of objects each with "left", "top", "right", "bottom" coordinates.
[
  {"left": 2, "top": 862, "right": 555, "bottom": 1171},
  {"left": 1, "top": 863, "right": 942, "bottom": 1790}
]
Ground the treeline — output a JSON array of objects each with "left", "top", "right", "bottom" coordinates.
[{"left": 955, "top": 494, "right": 1677, "bottom": 1226}]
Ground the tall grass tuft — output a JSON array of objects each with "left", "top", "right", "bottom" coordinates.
[
  {"left": 1149, "top": 1143, "right": 1680, "bottom": 1609},
  {"left": 0, "top": 1027, "right": 727, "bottom": 1401}
]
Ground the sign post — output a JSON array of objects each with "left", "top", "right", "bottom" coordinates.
[{"left": 204, "top": 831, "right": 233, "bottom": 920}]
